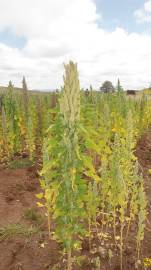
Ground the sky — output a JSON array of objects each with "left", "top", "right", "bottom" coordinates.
[{"left": 0, "top": 0, "right": 151, "bottom": 90}]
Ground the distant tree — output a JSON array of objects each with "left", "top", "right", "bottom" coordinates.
[
  {"left": 0, "top": 95, "right": 4, "bottom": 113},
  {"left": 90, "top": 84, "right": 93, "bottom": 92},
  {"left": 89, "top": 84, "right": 95, "bottom": 103},
  {"left": 116, "top": 78, "right": 123, "bottom": 92},
  {"left": 22, "top": 76, "right": 28, "bottom": 92},
  {"left": 22, "top": 76, "right": 29, "bottom": 118},
  {"left": 7, "top": 81, "right": 15, "bottom": 117},
  {"left": 7, "top": 80, "right": 14, "bottom": 97},
  {"left": 50, "top": 91, "right": 57, "bottom": 109},
  {"left": 100, "top": 81, "right": 115, "bottom": 93}
]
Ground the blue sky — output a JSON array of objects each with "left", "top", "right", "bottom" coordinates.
[
  {"left": 0, "top": 29, "right": 26, "bottom": 49},
  {"left": 0, "top": 0, "right": 151, "bottom": 90},
  {"left": 96, "top": 0, "right": 149, "bottom": 32}
]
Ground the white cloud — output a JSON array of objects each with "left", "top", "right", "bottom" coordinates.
[
  {"left": 144, "top": 0, "right": 151, "bottom": 12},
  {"left": 0, "top": 0, "right": 99, "bottom": 38},
  {"left": 0, "top": 0, "right": 150, "bottom": 89},
  {"left": 134, "top": 0, "right": 151, "bottom": 22}
]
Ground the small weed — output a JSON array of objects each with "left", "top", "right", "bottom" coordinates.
[
  {"left": 15, "top": 183, "right": 25, "bottom": 191},
  {"left": 8, "top": 158, "right": 33, "bottom": 169},
  {"left": 23, "top": 207, "right": 43, "bottom": 225},
  {"left": 0, "top": 224, "right": 39, "bottom": 241},
  {"left": 50, "top": 263, "right": 61, "bottom": 270},
  {"left": 91, "top": 256, "right": 101, "bottom": 270}
]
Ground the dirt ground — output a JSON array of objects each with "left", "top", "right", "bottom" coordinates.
[
  {"left": 135, "top": 131, "right": 151, "bottom": 268},
  {"left": 0, "top": 131, "right": 151, "bottom": 270}
]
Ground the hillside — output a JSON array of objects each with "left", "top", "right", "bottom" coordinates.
[{"left": 0, "top": 86, "right": 51, "bottom": 95}]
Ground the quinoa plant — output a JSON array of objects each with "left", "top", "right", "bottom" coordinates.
[{"left": 41, "top": 61, "right": 87, "bottom": 270}]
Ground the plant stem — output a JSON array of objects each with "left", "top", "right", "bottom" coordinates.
[
  {"left": 67, "top": 248, "right": 72, "bottom": 270},
  {"left": 120, "top": 224, "right": 124, "bottom": 270},
  {"left": 88, "top": 214, "right": 91, "bottom": 251},
  {"left": 48, "top": 211, "right": 51, "bottom": 239}
]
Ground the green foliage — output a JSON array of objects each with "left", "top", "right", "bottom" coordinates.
[
  {"left": 39, "top": 62, "right": 151, "bottom": 270},
  {"left": 41, "top": 62, "right": 86, "bottom": 270},
  {"left": 0, "top": 83, "right": 55, "bottom": 162},
  {"left": 0, "top": 62, "right": 151, "bottom": 270}
]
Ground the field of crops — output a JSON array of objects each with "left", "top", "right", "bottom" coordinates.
[{"left": 0, "top": 62, "right": 151, "bottom": 270}]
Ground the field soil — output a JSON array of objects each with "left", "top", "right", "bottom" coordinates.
[{"left": 0, "top": 131, "right": 151, "bottom": 270}]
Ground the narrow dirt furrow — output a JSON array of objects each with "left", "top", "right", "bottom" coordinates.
[{"left": 136, "top": 130, "right": 151, "bottom": 265}]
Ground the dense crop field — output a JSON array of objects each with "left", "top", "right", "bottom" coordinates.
[{"left": 0, "top": 62, "right": 151, "bottom": 270}]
